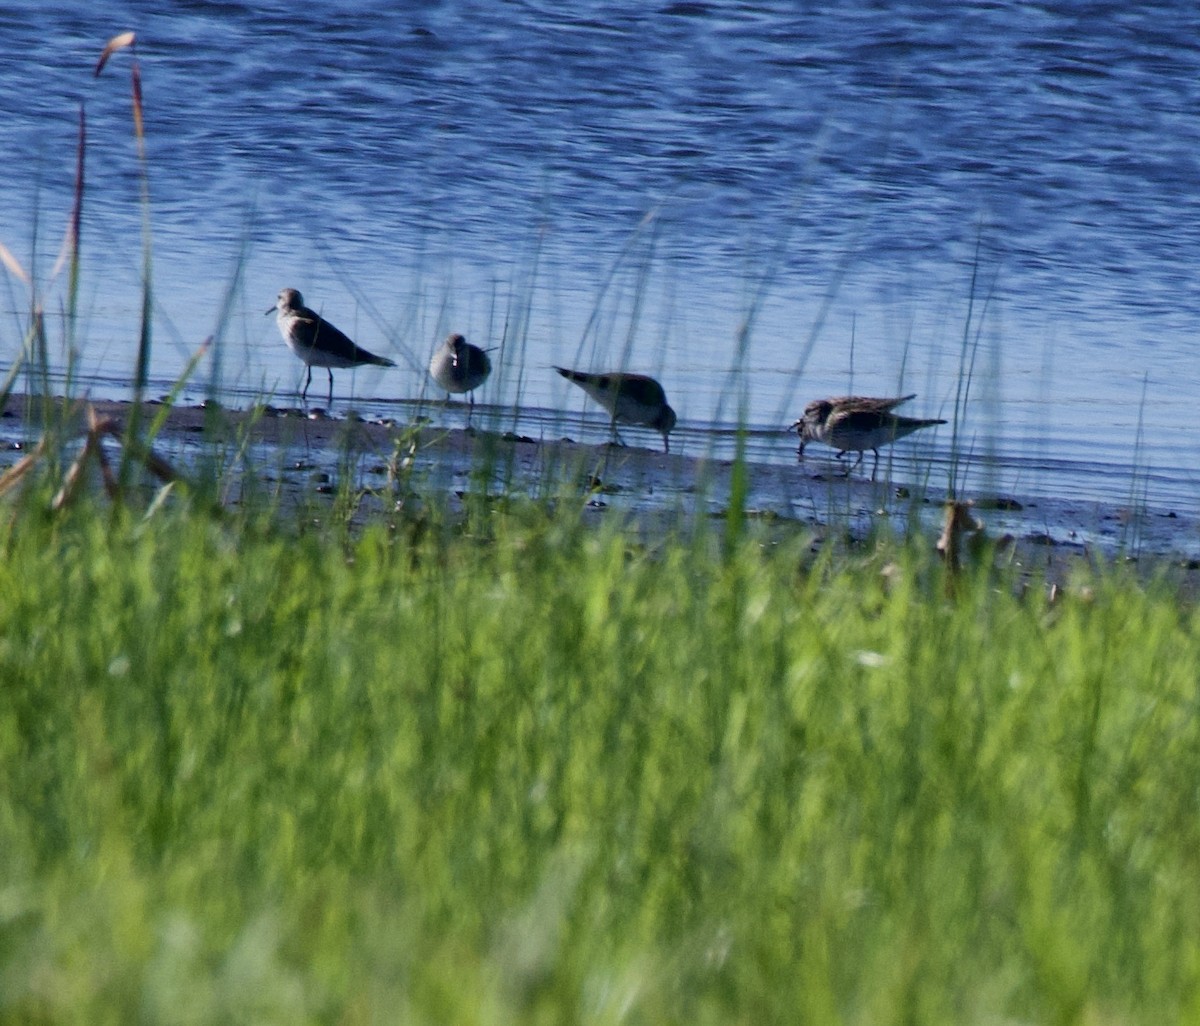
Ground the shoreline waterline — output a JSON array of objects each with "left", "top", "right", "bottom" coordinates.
[{"left": 3, "top": 393, "right": 1196, "bottom": 581}]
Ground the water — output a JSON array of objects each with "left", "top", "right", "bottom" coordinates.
[{"left": 2, "top": 0, "right": 1198, "bottom": 519}]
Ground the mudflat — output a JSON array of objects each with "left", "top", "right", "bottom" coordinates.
[{"left": 3, "top": 394, "right": 1196, "bottom": 591}]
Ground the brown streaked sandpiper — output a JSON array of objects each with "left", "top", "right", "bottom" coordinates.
[
  {"left": 268, "top": 287, "right": 395, "bottom": 406},
  {"left": 792, "top": 393, "right": 944, "bottom": 479},
  {"left": 555, "top": 367, "right": 677, "bottom": 453}
]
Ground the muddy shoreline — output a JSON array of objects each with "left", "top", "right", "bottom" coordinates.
[{"left": 3, "top": 394, "right": 1197, "bottom": 588}]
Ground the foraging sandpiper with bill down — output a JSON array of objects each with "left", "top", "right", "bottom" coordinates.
[
  {"left": 269, "top": 288, "right": 395, "bottom": 407},
  {"left": 792, "top": 393, "right": 945, "bottom": 480},
  {"left": 428, "top": 333, "right": 492, "bottom": 421},
  {"left": 555, "top": 367, "right": 677, "bottom": 453}
]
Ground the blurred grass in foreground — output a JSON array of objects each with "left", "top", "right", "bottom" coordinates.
[{"left": 0, "top": 493, "right": 1198, "bottom": 1025}]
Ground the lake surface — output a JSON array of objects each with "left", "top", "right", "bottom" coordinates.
[{"left": 2, "top": 1, "right": 1198, "bottom": 516}]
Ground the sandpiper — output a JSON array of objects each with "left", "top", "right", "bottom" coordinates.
[
  {"left": 428, "top": 333, "right": 492, "bottom": 419},
  {"left": 792, "top": 393, "right": 945, "bottom": 480},
  {"left": 792, "top": 394, "right": 918, "bottom": 457},
  {"left": 268, "top": 288, "right": 395, "bottom": 406},
  {"left": 555, "top": 367, "right": 677, "bottom": 453}
]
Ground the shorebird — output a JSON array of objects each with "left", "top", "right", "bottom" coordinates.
[
  {"left": 268, "top": 288, "right": 395, "bottom": 406},
  {"left": 792, "top": 393, "right": 945, "bottom": 480},
  {"left": 428, "top": 333, "right": 492, "bottom": 419},
  {"left": 555, "top": 367, "right": 677, "bottom": 453}
]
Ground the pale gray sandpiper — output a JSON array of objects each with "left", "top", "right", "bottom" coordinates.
[
  {"left": 792, "top": 393, "right": 945, "bottom": 480},
  {"left": 268, "top": 288, "right": 395, "bottom": 407},
  {"left": 428, "top": 333, "right": 492, "bottom": 420},
  {"left": 555, "top": 367, "right": 677, "bottom": 453}
]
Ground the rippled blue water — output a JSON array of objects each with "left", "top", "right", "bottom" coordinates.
[{"left": 2, "top": 1, "right": 1198, "bottom": 512}]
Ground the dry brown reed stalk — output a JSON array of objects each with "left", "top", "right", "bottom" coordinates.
[
  {"left": 936, "top": 498, "right": 1019, "bottom": 598},
  {"left": 94, "top": 31, "right": 137, "bottom": 77},
  {"left": 937, "top": 500, "right": 986, "bottom": 598},
  {"left": 52, "top": 405, "right": 178, "bottom": 511},
  {"left": 54, "top": 106, "right": 87, "bottom": 380},
  {"left": 0, "top": 272, "right": 37, "bottom": 428},
  {"left": 51, "top": 108, "right": 86, "bottom": 284},
  {"left": 95, "top": 31, "right": 155, "bottom": 478},
  {"left": 0, "top": 440, "right": 49, "bottom": 499},
  {"left": 0, "top": 242, "right": 31, "bottom": 286},
  {"left": 0, "top": 403, "right": 180, "bottom": 512},
  {"left": 1, "top": 107, "right": 84, "bottom": 410},
  {"left": 52, "top": 407, "right": 119, "bottom": 510},
  {"left": 937, "top": 500, "right": 981, "bottom": 570}
]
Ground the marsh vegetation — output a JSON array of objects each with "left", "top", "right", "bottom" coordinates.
[{"left": 1, "top": 486, "right": 1199, "bottom": 1023}]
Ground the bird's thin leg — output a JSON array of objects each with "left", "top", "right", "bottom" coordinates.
[
  {"left": 797, "top": 440, "right": 806, "bottom": 463},
  {"left": 326, "top": 369, "right": 334, "bottom": 407},
  {"left": 870, "top": 448, "right": 880, "bottom": 481},
  {"left": 843, "top": 450, "right": 863, "bottom": 477},
  {"left": 663, "top": 432, "right": 669, "bottom": 454},
  {"left": 302, "top": 365, "right": 313, "bottom": 402}
]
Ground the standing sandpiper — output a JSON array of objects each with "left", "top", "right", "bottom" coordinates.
[
  {"left": 269, "top": 288, "right": 395, "bottom": 406},
  {"left": 428, "top": 333, "right": 492, "bottom": 420},
  {"left": 792, "top": 393, "right": 945, "bottom": 479},
  {"left": 555, "top": 367, "right": 677, "bottom": 453}
]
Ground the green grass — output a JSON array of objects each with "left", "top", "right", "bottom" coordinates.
[
  {"left": 1, "top": 493, "right": 1198, "bottom": 1024},
  {"left": 3, "top": 30, "right": 1193, "bottom": 1023}
]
